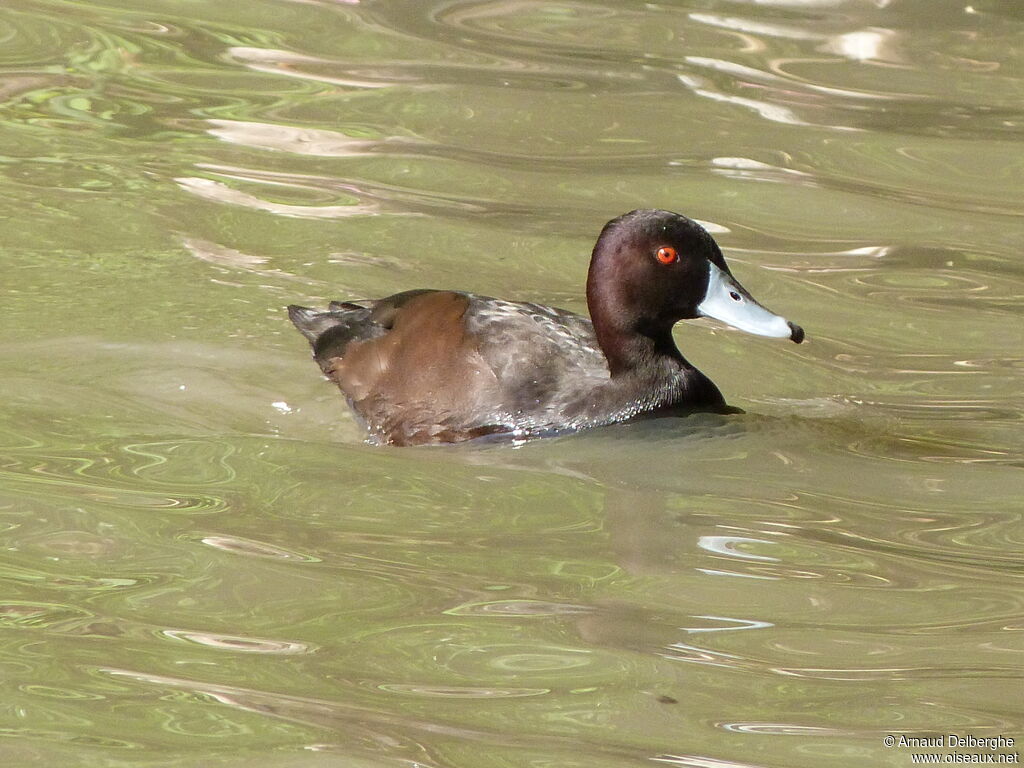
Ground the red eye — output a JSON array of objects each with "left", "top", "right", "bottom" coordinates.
[{"left": 656, "top": 246, "right": 679, "bottom": 265}]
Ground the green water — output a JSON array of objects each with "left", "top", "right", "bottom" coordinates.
[{"left": 1, "top": 0, "right": 1022, "bottom": 766}]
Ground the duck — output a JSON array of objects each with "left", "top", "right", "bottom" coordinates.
[{"left": 288, "top": 209, "right": 804, "bottom": 446}]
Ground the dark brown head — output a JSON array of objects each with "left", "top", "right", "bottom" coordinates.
[{"left": 585, "top": 209, "right": 803, "bottom": 373}]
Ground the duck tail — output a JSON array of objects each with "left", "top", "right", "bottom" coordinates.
[
  {"left": 287, "top": 303, "right": 378, "bottom": 373},
  {"left": 287, "top": 305, "right": 343, "bottom": 343}
]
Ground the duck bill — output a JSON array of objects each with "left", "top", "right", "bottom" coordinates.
[{"left": 697, "top": 261, "right": 804, "bottom": 343}]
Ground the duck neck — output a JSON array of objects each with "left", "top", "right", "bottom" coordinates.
[
  {"left": 587, "top": 264, "right": 677, "bottom": 377},
  {"left": 603, "top": 321, "right": 687, "bottom": 376}
]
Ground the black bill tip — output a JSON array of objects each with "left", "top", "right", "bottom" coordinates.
[{"left": 788, "top": 322, "right": 805, "bottom": 344}]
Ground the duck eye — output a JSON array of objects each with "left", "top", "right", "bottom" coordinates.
[{"left": 655, "top": 246, "right": 679, "bottom": 265}]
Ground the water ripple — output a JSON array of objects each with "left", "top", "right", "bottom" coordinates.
[
  {"left": 197, "top": 534, "right": 321, "bottom": 562},
  {"left": 444, "top": 599, "right": 592, "bottom": 617},
  {"left": 177, "top": 163, "right": 526, "bottom": 218},
  {"left": 162, "top": 629, "right": 314, "bottom": 655},
  {"left": 376, "top": 683, "right": 547, "bottom": 698}
]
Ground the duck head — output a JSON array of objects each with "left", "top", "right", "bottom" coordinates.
[{"left": 586, "top": 209, "right": 803, "bottom": 373}]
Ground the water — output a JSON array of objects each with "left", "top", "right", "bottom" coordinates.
[{"left": 1, "top": 0, "right": 1022, "bottom": 766}]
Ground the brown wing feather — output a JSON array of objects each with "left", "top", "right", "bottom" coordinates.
[{"left": 324, "top": 291, "right": 506, "bottom": 444}]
